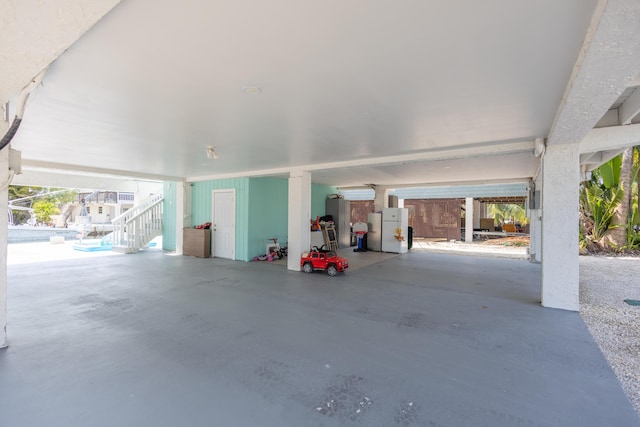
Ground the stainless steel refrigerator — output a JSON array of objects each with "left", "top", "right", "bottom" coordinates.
[
  {"left": 325, "top": 198, "right": 351, "bottom": 248},
  {"left": 382, "top": 208, "right": 408, "bottom": 253},
  {"left": 367, "top": 212, "right": 382, "bottom": 251}
]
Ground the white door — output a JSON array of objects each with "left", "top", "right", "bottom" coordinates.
[{"left": 212, "top": 190, "right": 235, "bottom": 259}]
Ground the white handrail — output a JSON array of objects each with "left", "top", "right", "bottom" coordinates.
[{"left": 112, "top": 193, "right": 163, "bottom": 253}]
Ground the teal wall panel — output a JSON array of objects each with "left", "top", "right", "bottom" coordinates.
[
  {"left": 162, "top": 181, "right": 178, "bottom": 251},
  {"left": 178, "top": 179, "right": 337, "bottom": 261},
  {"left": 191, "top": 178, "right": 251, "bottom": 261},
  {"left": 311, "top": 184, "right": 338, "bottom": 218},
  {"left": 247, "top": 177, "right": 288, "bottom": 259}
]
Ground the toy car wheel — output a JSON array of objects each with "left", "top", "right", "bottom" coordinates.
[
  {"left": 327, "top": 265, "right": 338, "bottom": 276},
  {"left": 303, "top": 262, "right": 314, "bottom": 274}
]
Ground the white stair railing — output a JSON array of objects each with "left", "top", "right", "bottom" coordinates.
[{"left": 111, "top": 194, "right": 163, "bottom": 253}]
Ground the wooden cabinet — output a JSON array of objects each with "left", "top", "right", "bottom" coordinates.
[{"left": 183, "top": 228, "right": 211, "bottom": 258}]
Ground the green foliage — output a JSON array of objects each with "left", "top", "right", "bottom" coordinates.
[
  {"left": 32, "top": 200, "right": 59, "bottom": 223},
  {"left": 8, "top": 186, "right": 77, "bottom": 224},
  {"left": 579, "top": 147, "right": 640, "bottom": 252},
  {"left": 580, "top": 181, "right": 623, "bottom": 241},
  {"left": 626, "top": 149, "right": 640, "bottom": 249},
  {"left": 599, "top": 155, "right": 621, "bottom": 189},
  {"left": 487, "top": 203, "right": 528, "bottom": 226}
]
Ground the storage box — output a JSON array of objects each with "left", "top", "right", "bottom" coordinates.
[
  {"left": 479, "top": 218, "right": 495, "bottom": 231},
  {"left": 183, "top": 228, "right": 211, "bottom": 258}
]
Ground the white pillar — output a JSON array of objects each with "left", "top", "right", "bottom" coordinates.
[
  {"left": 373, "top": 186, "right": 390, "bottom": 212},
  {"left": 465, "top": 197, "right": 473, "bottom": 242},
  {"left": 528, "top": 177, "right": 542, "bottom": 263},
  {"left": 0, "top": 120, "right": 8, "bottom": 348},
  {"left": 541, "top": 143, "right": 580, "bottom": 311},
  {"left": 473, "top": 200, "right": 481, "bottom": 229},
  {"left": 175, "top": 181, "right": 185, "bottom": 256},
  {"left": 287, "top": 170, "right": 311, "bottom": 271},
  {"left": 529, "top": 207, "right": 542, "bottom": 263}
]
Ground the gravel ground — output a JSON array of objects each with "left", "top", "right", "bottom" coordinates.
[{"left": 580, "top": 255, "right": 640, "bottom": 416}]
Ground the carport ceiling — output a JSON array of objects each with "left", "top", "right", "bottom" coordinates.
[{"left": 10, "top": 0, "right": 600, "bottom": 187}]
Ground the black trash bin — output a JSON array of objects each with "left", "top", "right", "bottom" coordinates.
[{"left": 408, "top": 226, "right": 413, "bottom": 250}]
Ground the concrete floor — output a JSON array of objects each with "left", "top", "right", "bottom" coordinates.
[{"left": 2, "top": 250, "right": 638, "bottom": 427}]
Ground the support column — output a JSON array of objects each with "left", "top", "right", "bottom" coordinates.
[
  {"left": 528, "top": 176, "right": 542, "bottom": 263},
  {"left": 373, "top": 186, "right": 390, "bottom": 212},
  {"left": 287, "top": 170, "right": 311, "bottom": 271},
  {"left": 1, "top": 119, "right": 9, "bottom": 348},
  {"left": 175, "top": 181, "right": 185, "bottom": 256},
  {"left": 473, "top": 200, "right": 481, "bottom": 229},
  {"left": 541, "top": 143, "right": 580, "bottom": 311},
  {"left": 465, "top": 197, "right": 474, "bottom": 242},
  {"left": 529, "top": 207, "right": 542, "bottom": 263}
]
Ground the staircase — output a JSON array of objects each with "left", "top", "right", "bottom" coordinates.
[{"left": 111, "top": 193, "right": 163, "bottom": 254}]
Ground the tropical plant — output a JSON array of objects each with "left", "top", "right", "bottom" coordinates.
[
  {"left": 487, "top": 203, "right": 528, "bottom": 227},
  {"left": 579, "top": 180, "right": 623, "bottom": 244},
  {"left": 625, "top": 148, "right": 640, "bottom": 249},
  {"left": 579, "top": 146, "right": 640, "bottom": 252}
]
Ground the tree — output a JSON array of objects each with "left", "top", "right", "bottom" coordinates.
[
  {"left": 603, "top": 147, "right": 634, "bottom": 248},
  {"left": 579, "top": 146, "right": 640, "bottom": 252},
  {"left": 32, "top": 200, "right": 59, "bottom": 224},
  {"left": 487, "top": 203, "right": 528, "bottom": 227},
  {"left": 9, "top": 186, "right": 77, "bottom": 225}
]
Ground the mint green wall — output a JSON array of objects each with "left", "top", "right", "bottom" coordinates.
[
  {"left": 162, "top": 179, "right": 337, "bottom": 259},
  {"left": 311, "top": 184, "right": 339, "bottom": 218},
  {"left": 247, "top": 177, "right": 288, "bottom": 259},
  {"left": 191, "top": 178, "right": 251, "bottom": 261},
  {"left": 162, "top": 181, "right": 178, "bottom": 251}
]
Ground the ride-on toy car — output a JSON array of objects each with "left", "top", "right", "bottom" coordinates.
[{"left": 300, "top": 246, "right": 349, "bottom": 276}]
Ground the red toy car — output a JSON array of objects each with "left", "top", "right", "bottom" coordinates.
[{"left": 300, "top": 246, "right": 349, "bottom": 276}]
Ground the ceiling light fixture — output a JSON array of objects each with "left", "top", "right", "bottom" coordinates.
[
  {"left": 206, "top": 145, "right": 219, "bottom": 159},
  {"left": 241, "top": 86, "right": 262, "bottom": 95}
]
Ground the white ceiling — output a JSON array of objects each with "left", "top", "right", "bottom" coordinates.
[{"left": 9, "top": 0, "right": 605, "bottom": 187}]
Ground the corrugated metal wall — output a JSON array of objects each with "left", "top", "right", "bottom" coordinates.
[
  {"left": 350, "top": 200, "right": 375, "bottom": 223},
  {"left": 405, "top": 199, "right": 462, "bottom": 240}
]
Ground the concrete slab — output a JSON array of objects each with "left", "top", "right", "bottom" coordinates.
[{"left": 2, "top": 250, "right": 638, "bottom": 427}]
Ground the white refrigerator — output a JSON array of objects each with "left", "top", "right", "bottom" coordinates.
[{"left": 382, "top": 208, "right": 408, "bottom": 253}]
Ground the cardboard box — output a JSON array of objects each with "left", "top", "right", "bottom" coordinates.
[
  {"left": 480, "top": 218, "right": 495, "bottom": 231},
  {"left": 183, "top": 228, "right": 211, "bottom": 258}
]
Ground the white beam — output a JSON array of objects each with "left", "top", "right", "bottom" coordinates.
[
  {"left": 580, "top": 123, "right": 640, "bottom": 153},
  {"left": 580, "top": 152, "right": 599, "bottom": 164},
  {"left": 188, "top": 140, "right": 536, "bottom": 182},
  {"left": 594, "top": 109, "right": 620, "bottom": 128},
  {"left": 11, "top": 169, "right": 162, "bottom": 193},
  {"left": 620, "top": 88, "right": 640, "bottom": 125},
  {"left": 22, "top": 159, "right": 182, "bottom": 182},
  {"left": 548, "top": 0, "right": 640, "bottom": 146}
]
